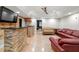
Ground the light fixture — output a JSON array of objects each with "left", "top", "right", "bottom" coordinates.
[
  {"left": 68, "top": 12, "right": 72, "bottom": 15},
  {"left": 16, "top": 11, "right": 20, "bottom": 14},
  {"left": 41, "top": 7, "right": 48, "bottom": 14}
]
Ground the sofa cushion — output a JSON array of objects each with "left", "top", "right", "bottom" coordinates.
[
  {"left": 58, "top": 29, "right": 62, "bottom": 32},
  {"left": 65, "top": 30, "right": 73, "bottom": 35},
  {"left": 62, "top": 29, "right": 66, "bottom": 33},
  {"left": 72, "top": 31, "right": 79, "bottom": 37},
  {"left": 58, "top": 38, "right": 79, "bottom": 46},
  {"left": 57, "top": 29, "right": 67, "bottom": 33},
  {"left": 57, "top": 31, "right": 77, "bottom": 38}
]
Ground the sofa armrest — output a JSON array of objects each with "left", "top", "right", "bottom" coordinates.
[
  {"left": 62, "top": 44, "right": 79, "bottom": 52},
  {"left": 49, "top": 37, "right": 64, "bottom": 52},
  {"left": 59, "top": 38, "right": 79, "bottom": 45}
]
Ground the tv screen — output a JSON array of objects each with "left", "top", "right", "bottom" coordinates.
[{"left": 0, "top": 6, "right": 17, "bottom": 23}]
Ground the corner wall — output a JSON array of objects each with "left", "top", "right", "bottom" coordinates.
[{"left": 59, "top": 13, "right": 79, "bottom": 30}]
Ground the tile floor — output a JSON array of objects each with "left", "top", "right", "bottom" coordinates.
[{"left": 23, "top": 30, "right": 60, "bottom": 52}]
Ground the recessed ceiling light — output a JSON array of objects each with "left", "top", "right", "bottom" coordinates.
[{"left": 16, "top": 11, "right": 20, "bottom": 14}]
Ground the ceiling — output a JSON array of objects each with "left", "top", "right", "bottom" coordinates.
[{"left": 5, "top": 6, "right": 79, "bottom": 19}]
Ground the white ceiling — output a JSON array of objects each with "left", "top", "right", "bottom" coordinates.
[{"left": 5, "top": 6, "right": 79, "bottom": 19}]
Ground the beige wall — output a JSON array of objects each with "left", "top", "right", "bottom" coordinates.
[
  {"left": 31, "top": 19, "right": 59, "bottom": 29},
  {"left": 59, "top": 13, "right": 79, "bottom": 30},
  {"left": 31, "top": 13, "right": 79, "bottom": 30},
  {"left": 42, "top": 19, "right": 59, "bottom": 28}
]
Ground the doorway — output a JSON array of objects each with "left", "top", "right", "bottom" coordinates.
[
  {"left": 37, "top": 20, "right": 42, "bottom": 30},
  {"left": 19, "top": 19, "right": 22, "bottom": 28}
]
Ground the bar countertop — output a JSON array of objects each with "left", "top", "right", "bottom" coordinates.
[{"left": 1, "top": 27, "right": 28, "bottom": 30}]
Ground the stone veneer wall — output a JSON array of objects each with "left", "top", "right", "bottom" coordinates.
[
  {"left": 0, "top": 28, "right": 27, "bottom": 52},
  {"left": 0, "top": 30, "right": 4, "bottom": 52}
]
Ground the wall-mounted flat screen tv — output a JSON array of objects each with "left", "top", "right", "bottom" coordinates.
[{"left": 0, "top": 6, "right": 17, "bottom": 23}]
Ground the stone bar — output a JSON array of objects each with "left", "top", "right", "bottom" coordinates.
[{"left": 0, "top": 27, "right": 27, "bottom": 52}]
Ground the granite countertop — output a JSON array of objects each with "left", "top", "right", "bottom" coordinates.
[
  {"left": 0, "top": 25, "right": 34, "bottom": 30},
  {"left": 1, "top": 27, "right": 28, "bottom": 30}
]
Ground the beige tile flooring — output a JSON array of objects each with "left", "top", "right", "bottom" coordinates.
[{"left": 23, "top": 30, "right": 60, "bottom": 52}]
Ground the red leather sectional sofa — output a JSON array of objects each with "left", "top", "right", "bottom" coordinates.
[
  {"left": 49, "top": 29, "right": 79, "bottom": 52},
  {"left": 57, "top": 29, "right": 79, "bottom": 38}
]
